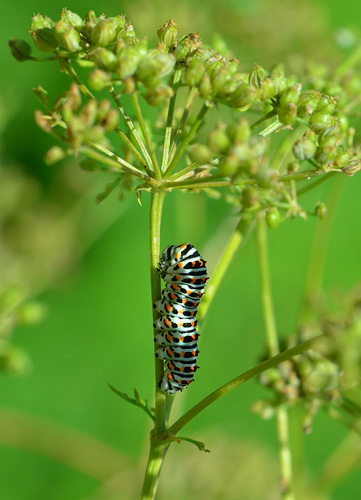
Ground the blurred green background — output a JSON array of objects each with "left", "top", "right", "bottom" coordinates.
[{"left": 1, "top": 0, "right": 361, "bottom": 499}]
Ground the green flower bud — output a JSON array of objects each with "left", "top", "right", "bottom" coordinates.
[
  {"left": 336, "top": 113, "right": 348, "bottom": 133},
  {"left": 315, "top": 145, "right": 337, "bottom": 165},
  {"left": 92, "top": 48, "right": 118, "bottom": 71},
  {"left": 91, "top": 18, "right": 119, "bottom": 47},
  {"left": 116, "top": 48, "right": 141, "bottom": 80},
  {"left": 67, "top": 84, "right": 82, "bottom": 111},
  {"left": 315, "top": 201, "right": 327, "bottom": 220},
  {"left": 89, "top": 69, "right": 111, "bottom": 91},
  {"left": 62, "top": 27, "right": 81, "bottom": 53},
  {"left": 122, "top": 24, "right": 136, "bottom": 42},
  {"left": 61, "top": 9, "right": 84, "bottom": 31},
  {"left": 211, "top": 66, "right": 231, "bottom": 95},
  {"left": 138, "top": 54, "right": 176, "bottom": 88},
  {"left": 231, "top": 84, "right": 258, "bottom": 109},
  {"left": 96, "top": 99, "right": 112, "bottom": 122},
  {"left": 297, "top": 90, "right": 321, "bottom": 119},
  {"left": 218, "top": 154, "right": 239, "bottom": 176},
  {"left": 270, "top": 70, "right": 288, "bottom": 96},
  {"left": 34, "top": 110, "right": 52, "bottom": 132},
  {"left": 83, "top": 10, "right": 100, "bottom": 37},
  {"left": 134, "top": 37, "right": 148, "bottom": 58},
  {"left": 198, "top": 74, "right": 212, "bottom": 98},
  {"left": 318, "top": 126, "right": 342, "bottom": 149},
  {"left": 316, "top": 95, "right": 336, "bottom": 114},
  {"left": 309, "top": 112, "right": 334, "bottom": 134},
  {"left": 278, "top": 102, "right": 297, "bottom": 125},
  {"left": 207, "top": 124, "right": 231, "bottom": 154},
  {"left": 249, "top": 64, "right": 269, "bottom": 87},
  {"left": 227, "top": 120, "right": 251, "bottom": 143},
  {"left": 174, "top": 33, "right": 200, "bottom": 62},
  {"left": 33, "top": 85, "right": 49, "bottom": 106},
  {"left": 257, "top": 77, "right": 277, "bottom": 102},
  {"left": 334, "top": 147, "right": 350, "bottom": 168},
  {"left": 182, "top": 59, "right": 205, "bottom": 87},
  {"left": 101, "top": 109, "right": 119, "bottom": 132},
  {"left": 342, "top": 159, "right": 361, "bottom": 176},
  {"left": 143, "top": 85, "right": 173, "bottom": 106},
  {"left": 32, "top": 28, "right": 58, "bottom": 53},
  {"left": 266, "top": 207, "right": 281, "bottom": 228},
  {"left": 8, "top": 38, "right": 32, "bottom": 61},
  {"left": 293, "top": 131, "right": 318, "bottom": 160},
  {"left": 189, "top": 144, "right": 213, "bottom": 164},
  {"left": 84, "top": 124, "right": 106, "bottom": 144},
  {"left": 80, "top": 99, "right": 98, "bottom": 127},
  {"left": 241, "top": 186, "right": 259, "bottom": 208},
  {"left": 251, "top": 400, "right": 276, "bottom": 420},
  {"left": 256, "top": 166, "right": 278, "bottom": 189},
  {"left": 157, "top": 19, "right": 178, "bottom": 49},
  {"left": 279, "top": 83, "right": 302, "bottom": 106},
  {"left": 31, "top": 14, "right": 52, "bottom": 31},
  {"left": 44, "top": 146, "right": 67, "bottom": 165}
]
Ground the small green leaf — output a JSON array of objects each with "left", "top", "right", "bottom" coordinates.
[{"left": 177, "top": 435, "right": 210, "bottom": 452}]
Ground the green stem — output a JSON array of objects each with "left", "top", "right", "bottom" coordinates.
[
  {"left": 302, "top": 175, "right": 345, "bottom": 315},
  {"left": 161, "top": 70, "right": 182, "bottom": 173},
  {"left": 250, "top": 110, "right": 277, "bottom": 130},
  {"left": 256, "top": 214, "right": 294, "bottom": 500},
  {"left": 140, "top": 441, "right": 169, "bottom": 500},
  {"left": 131, "top": 92, "right": 161, "bottom": 179},
  {"left": 197, "top": 216, "right": 253, "bottom": 323},
  {"left": 82, "top": 145, "right": 156, "bottom": 184},
  {"left": 167, "top": 86, "right": 198, "bottom": 169},
  {"left": 62, "top": 60, "right": 95, "bottom": 100},
  {"left": 140, "top": 190, "right": 171, "bottom": 500},
  {"left": 168, "top": 335, "right": 323, "bottom": 435},
  {"left": 165, "top": 102, "right": 209, "bottom": 177},
  {"left": 108, "top": 86, "right": 154, "bottom": 172},
  {"left": 114, "top": 127, "right": 148, "bottom": 167}
]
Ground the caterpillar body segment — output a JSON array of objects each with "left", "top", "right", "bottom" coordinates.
[{"left": 154, "top": 243, "right": 208, "bottom": 394}]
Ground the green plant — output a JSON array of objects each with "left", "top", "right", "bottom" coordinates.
[{"left": 8, "top": 8, "right": 361, "bottom": 499}]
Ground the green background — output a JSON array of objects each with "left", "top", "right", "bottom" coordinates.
[{"left": 1, "top": 0, "right": 361, "bottom": 499}]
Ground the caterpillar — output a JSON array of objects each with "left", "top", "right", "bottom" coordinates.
[{"left": 153, "top": 243, "right": 208, "bottom": 394}]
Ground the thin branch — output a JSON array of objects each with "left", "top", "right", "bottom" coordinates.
[
  {"left": 82, "top": 144, "right": 156, "bottom": 184},
  {"left": 131, "top": 92, "right": 161, "bottom": 179},
  {"left": 108, "top": 85, "right": 154, "bottom": 172},
  {"left": 168, "top": 335, "right": 323, "bottom": 435},
  {"left": 161, "top": 69, "right": 182, "bottom": 173}
]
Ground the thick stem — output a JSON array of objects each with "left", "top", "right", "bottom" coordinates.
[
  {"left": 256, "top": 214, "right": 295, "bottom": 500},
  {"left": 141, "top": 190, "right": 171, "bottom": 500},
  {"left": 140, "top": 441, "right": 169, "bottom": 500}
]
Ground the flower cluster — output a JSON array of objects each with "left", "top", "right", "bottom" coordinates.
[
  {"left": 8, "top": 10, "right": 361, "bottom": 221},
  {"left": 253, "top": 288, "right": 361, "bottom": 434}
]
